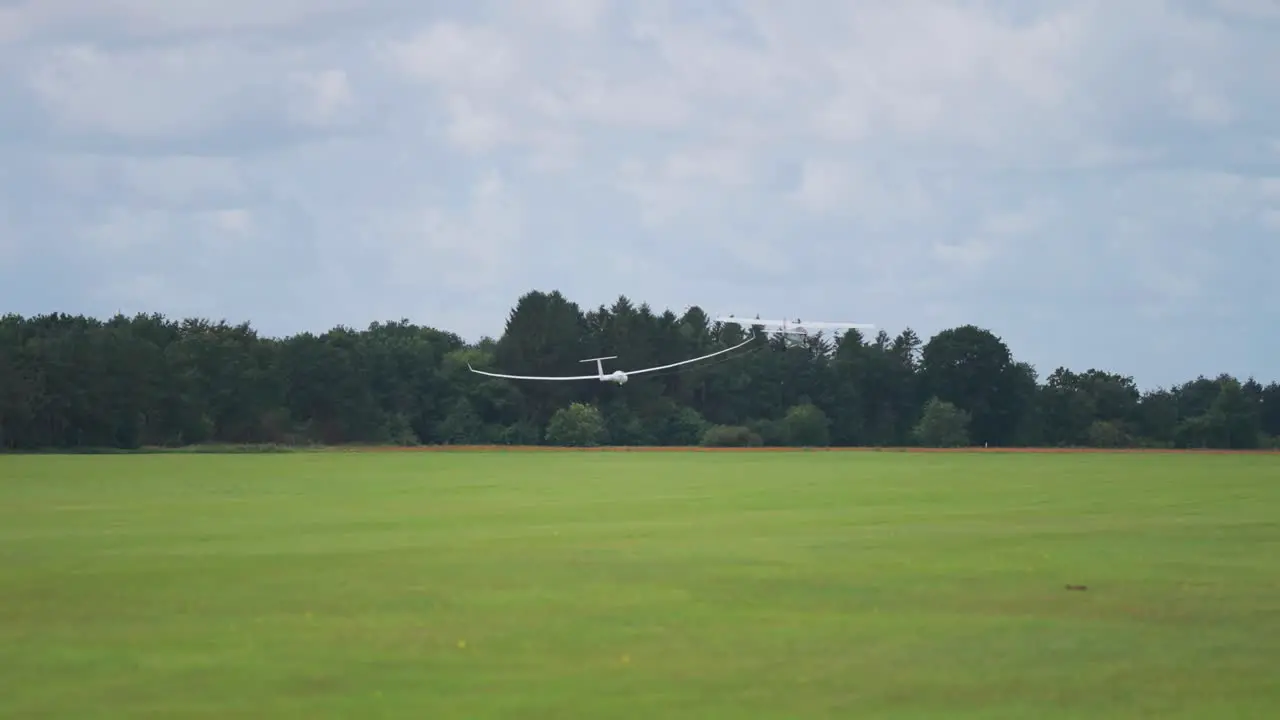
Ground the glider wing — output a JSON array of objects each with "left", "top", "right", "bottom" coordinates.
[
  {"left": 466, "top": 367, "right": 602, "bottom": 381},
  {"left": 467, "top": 337, "right": 754, "bottom": 381}
]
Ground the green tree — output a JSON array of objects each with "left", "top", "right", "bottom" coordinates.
[
  {"left": 1086, "top": 420, "right": 1127, "bottom": 448},
  {"left": 437, "top": 398, "right": 482, "bottom": 444},
  {"left": 1261, "top": 382, "right": 1280, "bottom": 440},
  {"left": 1134, "top": 388, "right": 1179, "bottom": 447},
  {"left": 919, "top": 325, "right": 1025, "bottom": 446},
  {"left": 496, "top": 290, "right": 591, "bottom": 428},
  {"left": 781, "top": 402, "right": 831, "bottom": 446},
  {"left": 1209, "top": 376, "right": 1260, "bottom": 449},
  {"left": 1039, "top": 368, "right": 1095, "bottom": 446},
  {"left": 662, "top": 405, "right": 709, "bottom": 446},
  {"left": 0, "top": 290, "right": 1273, "bottom": 452},
  {"left": 912, "top": 397, "right": 971, "bottom": 448},
  {"left": 545, "top": 403, "right": 608, "bottom": 447}
]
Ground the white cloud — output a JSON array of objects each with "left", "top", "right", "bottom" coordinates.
[
  {"left": 1, "top": 0, "right": 1278, "bottom": 387},
  {"left": 1166, "top": 69, "right": 1236, "bottom": 125},
  {"left": 377, "top": 171, "right": 524, "bottom": 292},
  {"left": 1, "top": 0, "right": 366, "bottom": 42},
  {"left": 788, "top": 160, "right": 933, "bottom": 234},
  {"left": 207, "top": 208, "right": 253, "bottom": 235},
  {"left": 0, "top": 205, "right": 14, "bottom": 261},
  {"left": 43, "top": 154, "right": 248, "bottom": 204},
  {"left": 613, "top": 145, "right": 757, "bottom": 233},
  {"left": 511, "top": 0, "right": 609, "bottom": 34},
  {"left": 1212, "top": 0, "right": 1280, "bottom": 19},
  {"left": 793, "top": 3, "right": 1083, "bottom": 146},
  {"left": 79, "top": 206, "right": 173, "bottom": 253},
  {"left": 932, "top": 205, "right": 1051, "bottom": 274},
  {"left": 290, "top": 69, "right": 354, "bottom": 126},
  {"left": 438, "top": 95, "right": 516, "bottom": 154},
  {"left": 790, "top": 161, "right": 852, "bottom": 215},
  {"left": 387, "top": 22, "right": 517, "bottom": 93},
  {"left": 27, "top": 43, "right": 283, "bottom": 138},
  {"left": 79, "top": 205, "right": 256, "bottom": 255}
]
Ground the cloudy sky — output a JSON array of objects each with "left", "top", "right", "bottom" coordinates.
[{"left": 1, "top": 0, "right": 1276, "bottom": 389}]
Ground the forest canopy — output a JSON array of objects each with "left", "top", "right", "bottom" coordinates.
[{"left": 1, "top": 290, "right": 1276, "bottom": 450}]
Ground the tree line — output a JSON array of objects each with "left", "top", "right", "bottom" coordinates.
[{"left": 1, "top": 290, "right": 1277, "bottom": 450}]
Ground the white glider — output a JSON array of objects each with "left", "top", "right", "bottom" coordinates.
[{"left": 467, "top": 336, "right": 755, "bottom": 385}]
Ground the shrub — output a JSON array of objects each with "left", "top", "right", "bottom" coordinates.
[
  {"left": 1086, "top": 419, "right": 1127, "bottom": 448},
  {"left": 781, "top": 403, "right": 830, "bottom": 446},
  {"left": 665, "top": 406, "right": 709, "bottom": 446},
  {"left": 747, "top": 418, "right": 788, "bottom": 446},
  {"left": 545, "top": 402, "right": 608, "bottom": 447},
  {"left": 912, "top": 397, "right": 970, "bottom": 448}
]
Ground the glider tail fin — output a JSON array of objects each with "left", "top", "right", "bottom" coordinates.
[{"left": 579, "top": 355, "right": 619, "bottom": 378}]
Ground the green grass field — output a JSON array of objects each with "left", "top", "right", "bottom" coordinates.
[{"left": 2, "top": 450, "right": 1278, "bottom": 718}]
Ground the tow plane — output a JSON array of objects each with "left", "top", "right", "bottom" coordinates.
[
  {"left": 713, "top": 315, "right": 874, "bottom": 347},
  {"left": 467, "top": 336, "right": 755, "bottom": 385}
]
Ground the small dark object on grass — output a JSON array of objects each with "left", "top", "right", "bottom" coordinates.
[{"left": 1065, "top": 584, "right": 1087, "bottom": 591}]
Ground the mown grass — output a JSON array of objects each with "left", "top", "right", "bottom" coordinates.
[{"left": 1, "top": 450, "right": 1278, "bottom": 718}]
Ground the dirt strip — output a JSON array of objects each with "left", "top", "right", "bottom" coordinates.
[{"left": 345, "top": 445, "right": 1278, "bottom": 455}]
